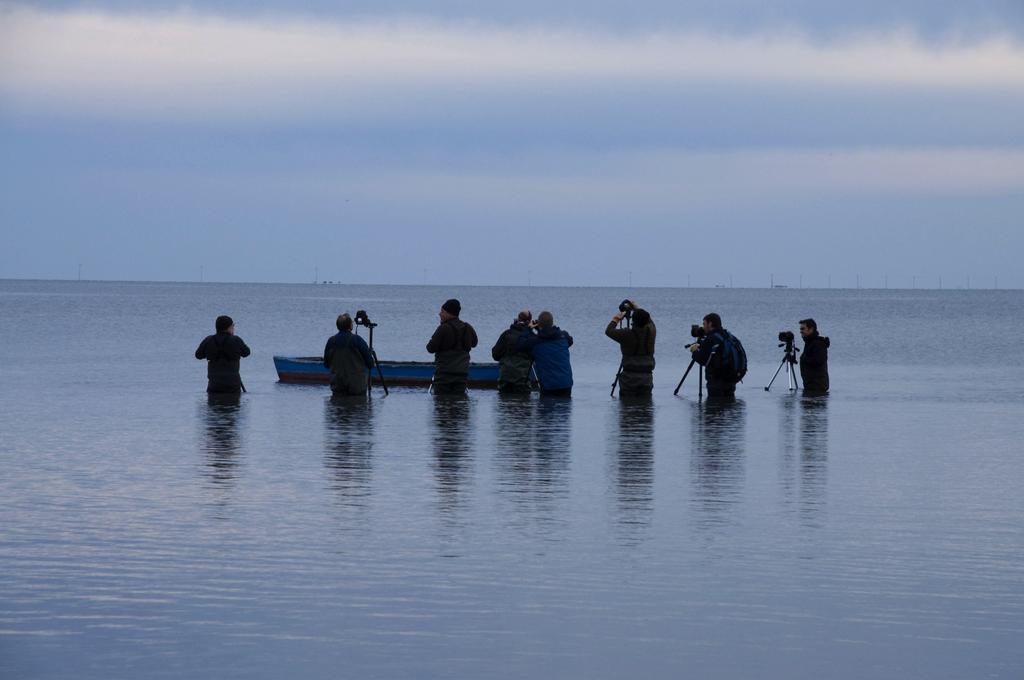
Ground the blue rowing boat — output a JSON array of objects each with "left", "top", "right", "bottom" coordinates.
[{"left": 273, "top": 355, "right": 501, "bottom": 388}]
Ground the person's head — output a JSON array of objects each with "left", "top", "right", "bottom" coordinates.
[
  {"left": 632, "top": 308, "right": 651, "bottom": 328},
  {"left": 702, "top": 312, "right": 722, "bottom": 333},
  {"left": 215, "top": 315, "right": 234, "bottom": 334},
  {"left": 799, "top": 318, "right": 817, "bottom": 338},
  {"left": 440, "top": 298, "right": 461, "bottom": 321},
  {"left": 336, "top": 313, "right": 353, "bottom": 332},
  {"left": 517, "top": 309, "right": 532, "bottom": 325},
  {"left": 537, "top": 311, "right": 554, "bottom": 328}
]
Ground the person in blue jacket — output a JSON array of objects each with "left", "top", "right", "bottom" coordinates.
[{"left": 515, "top": 310, "right": 573, "bottom": 397}]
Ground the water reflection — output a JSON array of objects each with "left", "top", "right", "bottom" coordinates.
[
  {"left": 777, "top": 394, "right": 830, "bottom": 524},
  {"left": 609, "top": 397, "right": 655, "bottom": 540},
  {"left": 201, "top": 393, "right": 244, "bottom": 488},
  {"left": 493, "top": 394, "right": 571, "bottom": 532},
  {"left": 799, "top": 395, "right": 829, "bottom": 520},
  {"left": 430, "top": 394, "right": 474, "bottom": 516},
  {"left": 777, "top": 394, "right": 799, "bottom": 500},
  {"left": 689, "top": 398, "right": 747, "bottom": 525},
  {"left": 323, "top": 395, "right": 375, "bottom": 510}
]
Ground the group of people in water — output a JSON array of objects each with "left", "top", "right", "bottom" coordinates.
[{"left": 196, "top": 298, "right": 830, "bottom": 398}]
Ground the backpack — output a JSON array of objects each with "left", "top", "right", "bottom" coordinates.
[{"left": 716, "top": 330, "right": 748, "bottom": 382}]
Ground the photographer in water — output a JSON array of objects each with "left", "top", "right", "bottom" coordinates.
[
  {"left": 491, "top": 310, "right": 534, "bottom": 394},
  {"left": 515, "top": 311, "right": 573, "bottom": 397},
  {"left": 799, "top": 318, "right": 830, "bottom": 393},
  {"left": 323, "top": 313, "right": 374, "bottom": 396},
  {"left": 688, "top": 312, "right": 746, "bottom": 398},
  {"left": 606, "top": 300, "right": 656, "bottom": 397},
  {"left": 195, "top": 315, "right": 251, "bottom": 395},
  {"left": 427, "top": 298, "right": 479, "bottom": 395}
]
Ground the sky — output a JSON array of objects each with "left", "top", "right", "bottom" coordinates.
[{"left": 1, "top": 1, "right": 1022, "bottom": 288}]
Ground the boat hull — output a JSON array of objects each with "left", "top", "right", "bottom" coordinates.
[{"left": 273, "top": 356, "right": 501, "bottom": 388}]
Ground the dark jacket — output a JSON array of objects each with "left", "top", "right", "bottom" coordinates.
[
  {"left": 492, "top": 322, "right": 534, "bottom": 392},
  {"left": 195, "top": 332, "right": 251, "bottom": 392},
  {"left": 515, "top": 326, "right": 573, "bottom": 391},
  {"left": 606, "top": 320, "right": 656, "bottom": 394},
  {"left": 800, "top": 332, "right": 830, "bottom": 392},
  {"left": 324, "top": 330, "right": 373, "bottom": 395},
  {"left": 427, "top": 318, "right": 478, "bottom": 385},
  {"left": 692, "top": 329, "right": 737, "bottom": 385}
]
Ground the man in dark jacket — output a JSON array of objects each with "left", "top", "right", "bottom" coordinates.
[
  {"left": 515, "top": 310, "right": 573, "bottom": 397},
  {"left": 492, "top": 310, "right": 534, "bottom": 394},
  {"left": 195, "top": 315, "right": 251, "bottom": 394},
  {"left": 799, "top": 318, "right": 830, "bottom": 393},
  {"left": 324, "top": 313, "right": 374, "bottom": 396},
  {"left": 427, "top": 299, "right": 479, "bottom": 394},
  {"left": 606, "top": 302, "right": 656, "bottom": 397},
  {"left": 688, "top": 312, "right": 740, "bottom": 399}
]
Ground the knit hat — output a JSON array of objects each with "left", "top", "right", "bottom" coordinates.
[
  {"left": 215, "top": 315, "right": 233, "bottom": 332},
  {"left": 442, "top": 299, "right": 461, "bottom": 316}
]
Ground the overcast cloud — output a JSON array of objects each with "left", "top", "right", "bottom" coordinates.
[{"left": 1, "top": 3, "right": 1022, "bottom": 287}]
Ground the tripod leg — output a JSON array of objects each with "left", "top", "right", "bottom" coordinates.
[
  {"left": 674, "top": 359, "right": 696, "bottom": 395},
  {"left": 611, "top": 362, "right": 623, "bottom": 397},
  {"left": 698, "top": 364, "right": 703, "bottom": 399},
  {"left": 765, "top": 358, "right": 787, "bottom": 392},
  {"left": 372, "top": 351, "right": 389, "bottom": 396}
]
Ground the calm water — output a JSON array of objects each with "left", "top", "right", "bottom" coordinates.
[{"left": 1, "top": 280, "right": 1023, "bottom": 679}]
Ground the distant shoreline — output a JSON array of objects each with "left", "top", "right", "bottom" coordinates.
[{"left": 0, "top": 278, "right": 1016, "bottom": 292}]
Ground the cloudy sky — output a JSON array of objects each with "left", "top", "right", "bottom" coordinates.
[{"left": 2, "top": 1, "right": 1022, "bottom": 287}]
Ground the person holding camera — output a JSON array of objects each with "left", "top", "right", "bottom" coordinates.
[
  {"left": 799, "top": 318, "right": 830, "bottom": 393},
  {"left": 195, "top": 315, "right": 251, "bottom": 394},
  {"left": 427, "top": 298, "right": 479, "bottom": 395},
  {"left": 323, "top": 313, "right": 374, "bottom": 396},
  {"left": 688, "top": 312, "right": 746, "bottom": 398},
  {"left": 515, "top": 311, "right": 573, "bottom": 397},
  {"left": 491, "top": 310, "right": 535, "bottom": 394},
  {"left": 606, "top": 300, "right": 656, "bottom": 396}
]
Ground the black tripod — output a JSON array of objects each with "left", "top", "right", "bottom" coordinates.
[
  {"left": 674, "top": 344, "right": 715, "bottom": 399},
  {"left": 764, "top": 340, "right": 799, "bottom": 392},
  {"left": 356, "top": 319, "right": 389, "bottom": 396},
  {"left": 673, "top": 356, "right": 702, "bottom": 398},
  {"left": 610, "top": 313, "right": 632, "bottom": 397}
]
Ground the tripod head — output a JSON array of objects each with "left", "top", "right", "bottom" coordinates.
[
  {"left": 777, "top": 331, "right": 799, "bottom": 363},
  {"left": 355, "top": 310, "right": 378, "bottom": 329}
]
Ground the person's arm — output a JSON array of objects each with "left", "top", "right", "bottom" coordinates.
[
  {"left": 514, "top": 328, "right": 538, "bottom": 353},
  {"left": 467, "top": 324, "right": 478, "bottom": 349},
  {"left": 323, "top": 337, "right": 334, "bottom": 369},
  {"left": 564, "top": 331, "right": 574, "bottom": 348},
  {"left": 195, "top": 336, "right": 209, "bottom": 360},
  {"left": 356, "top": 336, "right": 373, "bottom": 369},
  {"left": 491, "top": 331, "right": 507, "bottom": 361},
  {"left": 802, "top": 339, "right": 825, "bottom": 368},
  {"left": 426, "top": 324, "right": 449, "bottom": 354},
  {"left": 691, "top": 335, "right": 717, "bottom": 366},
  {"left": 605, "top": 321, "right": 629, "bottom": 344},
  {"left": 236, "top": 337, "right": 251, "bottom": 358}
]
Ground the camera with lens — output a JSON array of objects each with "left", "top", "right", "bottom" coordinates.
[
  {"left": 618, "top": 299, "right": 634, "bottom": 317},
  {"left": 691, "top": 324, "right": 706, "bottom": 339},
  {"left": 355, "top": 310, "right": 377, "bottom": 328},
  {"left": 778, "top": 330, "right": 794, "bottom": 344}
]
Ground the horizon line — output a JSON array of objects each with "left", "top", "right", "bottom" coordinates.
[{"left": 0, "top": 277, "right": 1016, "bottom": 292}]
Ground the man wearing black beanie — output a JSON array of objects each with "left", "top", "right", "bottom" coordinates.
[
  {"left": 427, "top": 299, "right": 478, "bottom": 394},
  {"left": 195, "top": 315, "right": 251, "bottom": 394}
]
